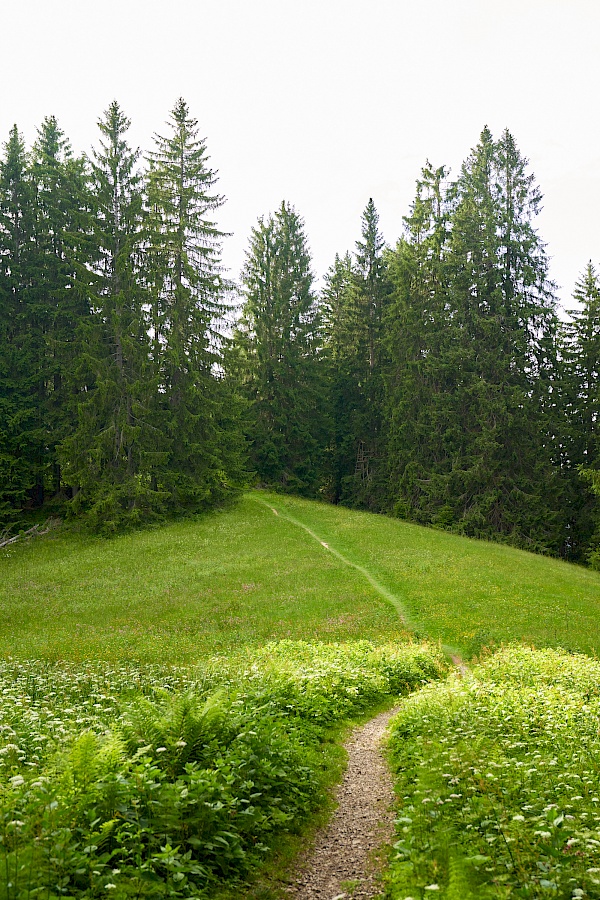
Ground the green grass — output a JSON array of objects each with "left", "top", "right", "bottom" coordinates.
[
  {"left": 4, "top": 491, "right": 600, "bottom": 896},
  {"left": 0, "top": 496, "right": 405, "bottom": 663},
  {"left": 2, "top": 490, "right": 600, "bottom": 661},
  {"left": 253, "top": 493, "right": 600, "bottom": 657}
]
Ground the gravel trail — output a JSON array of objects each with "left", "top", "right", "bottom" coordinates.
[{"left": 286, "top": 707, "right": 398, "bottom": 900}]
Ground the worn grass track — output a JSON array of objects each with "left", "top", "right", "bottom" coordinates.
[
  {"left": 0, "top": 496, "right": 405, "bottom": 662},
  {"left": 250, "top": 492, "right": 600, "bottom": 657}
]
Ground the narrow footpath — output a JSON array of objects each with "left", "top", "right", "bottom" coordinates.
[
  {"left": 250, "top": 495, "right": 453, "bottom": 898},
  {"left": 286, "top": 707, "right": 398, "bottom": 900},
  {"left": 250, "top": 496, "right": 409, "bottom": 625}
]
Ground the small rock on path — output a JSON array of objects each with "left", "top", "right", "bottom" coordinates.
[{"left": 286, "top": 707, "right": 398, "bottom": 900}]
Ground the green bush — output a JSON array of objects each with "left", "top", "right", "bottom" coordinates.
[
  {"left": 0, "top": 640, "right": 445, "bottom": 897},
  {"left": 386, "top": 646, "right": 600, "bottom": 899}
]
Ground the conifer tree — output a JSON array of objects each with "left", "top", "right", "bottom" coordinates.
[
  {"left": 383, "top": 162, "right": 453, "bottom": 523},
  {"left": 565, "top": 263, "right": 600, "bottom": 462},
  {"left": 145, "top": 98, "right": 245, "bottom": 511},
  {"left": 60, "top": 102, "right": 163, "bottom": 529},
  {"left": 29, "top": 116, "right": 91, "bottom": 500},
  {"left": 356, "top": 198, "right": 388, "bottom": 377},
  {"left": 444, "top": 127, "right": 561, "bottom": 548},
  {"left": 384, "top": 132, "right": 562, "bottom": 551},
  {"left": 353, "top": 199, "right": 390, "bottom": 505},
  {"left": 562, "top": 262, "right": 600, "bottom": 559},
  {"left": 321, "top": 251, "right": 360, "bottom": 501},
  {"left": 322, "top": 199, "right": 389, "bottom": 508},
  {"left": 0, "top": 126, "right": 40, "bottom": 521},
  {"left": 237, "top": 201, "right": 326, "bottom": 494}
]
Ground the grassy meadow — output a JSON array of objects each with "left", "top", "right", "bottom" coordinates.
[
  {"left": 3, "top": 491, "right": 600, "bottom": 662},
  {"left": 3, "top": 491, "right": 600, "bottom": 897},
  {"left": 0, "top": 495, "right": 405, "bottom": 663},
  {"left": 256, "top": 493, "right": 600, "bottom": 656}
]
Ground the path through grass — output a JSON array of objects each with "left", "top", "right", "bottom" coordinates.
[
  {"left": 3, "top": 490, "right": 600, "bottom": 661},
  {"left": 256, "top": 492, "right": 600, "bottom": 656},
  {"left": 0, "top": 497, "right": 405, "bottom": 662}
]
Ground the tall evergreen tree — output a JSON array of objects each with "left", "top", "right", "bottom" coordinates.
[
  {"left": 321, "top": 251, "right": 360, "bottom": 501},
  {"left": 145, "top": 98, "right": 245, "bottom": 511},
  {"left": 322, "top": 199, "right": 389, "bottom": 507},
  {"left": 562, "top": 262, "right": 600, "bottom": 559},
  {"left": 237, "top": 201, "right": 326, "bottom": 495},
  {"left": 0, "top": 126, "right": 40, "bottom": 522},
  {"left": 60, "top": 102, "right": 163, "bottom": 530},
  {"left": 384, "top": 131, "right": 562, "bottom": 551},
  {"left": 445, "top": 127, "right": 561, "bottom": 548},
  {"left": 565, "top": 263, "right": 600, "bottom": 462},
  {"left": 29, "top": 116, "right": 91, "bottom": 500},
  {"left": 383, "top": 162, "right": 454, "bottom": 523},
  {"left": 352, "top": 198, "right": 390, "bottom": 504}
]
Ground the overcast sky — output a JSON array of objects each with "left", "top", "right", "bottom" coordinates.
[{"left": 2, "top": 0, "right": 598, "bottom": 307}]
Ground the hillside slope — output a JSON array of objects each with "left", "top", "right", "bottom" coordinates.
[
  {"left": 261, "top": 493, "right": 600, "bottom": 656},
  {"left": 2, "top": 491, "right": 600, "bottom": 661}
]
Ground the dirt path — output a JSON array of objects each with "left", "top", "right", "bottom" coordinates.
[
  {"left": 250, "top": 494, "right": 466, "bottom": 898},
  {"left": 286, "top": 707, "right": 398, "bottom": 900}
]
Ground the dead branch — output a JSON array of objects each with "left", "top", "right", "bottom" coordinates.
[{"left": 0, "top": 518, "right": 61, "bottom": 550}]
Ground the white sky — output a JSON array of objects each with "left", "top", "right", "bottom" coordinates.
[{"left": 2, "top": 0, "right": 599, "bottom": 308}]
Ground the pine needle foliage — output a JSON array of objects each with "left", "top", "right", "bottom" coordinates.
[
  {"left": 0, "top": 126, "right": 40, "bottom": 519},
  {"left": 145, "top": 98, "right": 246, "bottom": 513},
  {"left": 384, "top": 130, "right": 563, "bottom": 552},
  {"left": 322, "top": 199, "right": 390, "bottom": 508},
  {"left": 60, "top": 102, "right": 167, "bottom": 531},
  {"left": 237, "top": 201, "right": 328, "bottom": 495}
]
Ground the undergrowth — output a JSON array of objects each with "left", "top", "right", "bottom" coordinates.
[
  {"left": 0, "top": 640, "right": 446, "bottom": 898},
  {"left": 386, "top": 646, "right": 600, "bottom": 899}
]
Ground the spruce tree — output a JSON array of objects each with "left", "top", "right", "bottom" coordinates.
[
  {"left": 444, "top": 127, "right": 562, "bottom": 548},
  {"left": 60, "top": 102, "right": 164, "bottom": 530},
  {"left": 29, "top": 116, "right": 91, "bottom": 501},
  {"left": 383, "top": 162, "right": 454, "bottom": 523},
  {"left": 322, "top": 199, "right": 389, "bottom": 508},
  {"left": 565, "top": 263, "right": 600, "bottom": 461},
  {"left": 237, "top": 201, "right": 326, "bottom": 495},
  {"left": 321, "top": 251, "right": 360, "bottom": 501},
  {"left": 351, "top": 198, "right": 390, "bottom": 506},
  {"left": 562, "top": 262, "right": 600, "bottom": 559},
  {"left": 145, "top": 98, "right": 245, "bottom": 512},
  {"left": 0, "top": 126, "right": 40, "bottom": 522},
  {"left": 384, "top": 132, "right": 562, "bottom": 551}
]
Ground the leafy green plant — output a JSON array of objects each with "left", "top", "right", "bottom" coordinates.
[
  {"left": 386, "top": 646, "right": 600, "bottom": 898},
  {"left": 0, "top": 639, "right": 445, "bottom": 897}
]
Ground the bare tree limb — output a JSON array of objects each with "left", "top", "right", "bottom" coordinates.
[{"left": 0, "top": 518, "right": 61, "bottom": 550}]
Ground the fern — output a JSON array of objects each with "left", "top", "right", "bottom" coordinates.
[
  {"left": 119, "top": 691, "right": 230, "bottom": 774},
  {"left": 445, "top": 852, "right": 476, "bottom": 900},
  {"left": 61, "top": 731, "right": 125, "bottom": 795}
]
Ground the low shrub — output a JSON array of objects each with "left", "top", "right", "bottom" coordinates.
[
  {"left": 386, "top": 646, "right": 600, "bottom": 899},
  {"left": 0, "top": 640, "right": 446, "bottom": 897}
]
